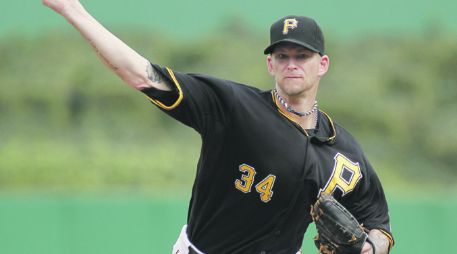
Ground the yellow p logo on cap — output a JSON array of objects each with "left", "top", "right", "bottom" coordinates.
[{"left": 283, "top": 18, "right": 298, "bottom": 35}]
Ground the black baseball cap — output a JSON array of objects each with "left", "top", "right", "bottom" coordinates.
[{"left": 264, "top": 15, "right": 325, "bottom": 55}]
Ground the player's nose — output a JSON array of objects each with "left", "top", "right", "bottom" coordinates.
[{"left": 286, "top": 60, "right": 299, "bottom": 70}]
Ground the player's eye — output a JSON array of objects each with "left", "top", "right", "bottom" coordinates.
[
  {"left": 295, "top": 54, "right": 310, "bottom": 60},
  {"left": 276, "top": 53, "right": 288, "bottom": 60}
]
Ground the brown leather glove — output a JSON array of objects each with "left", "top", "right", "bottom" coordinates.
[{"left": 310, "top": 193, "right": 375, "bottom": 254}]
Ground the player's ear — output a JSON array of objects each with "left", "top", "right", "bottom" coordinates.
[
  {"left": 267, "top": 55, "right": 275, "bottom": 75},
  {"left": 318, "top": 55, "right": 330, "bottom": 77}
]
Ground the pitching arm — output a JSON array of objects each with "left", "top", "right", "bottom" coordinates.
[
  {"left": 42, "top": 0, "right": 170, "bottom": 91},
  {"left": 361, "top": 229, "right": 390, "bottom": 254}
]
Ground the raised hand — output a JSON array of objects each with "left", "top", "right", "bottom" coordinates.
[{"left": 42, "top": 0, "right": 82, "bottom": 16}]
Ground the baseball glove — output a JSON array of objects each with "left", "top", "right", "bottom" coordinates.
[{"left": 310, "top": 193, "right": 374, "bottom": 254}]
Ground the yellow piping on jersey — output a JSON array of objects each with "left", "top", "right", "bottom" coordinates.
[
  {"left": 320, "top": 110, "right": 337, "bottom": 142},
  {"left": 145, "top": 67, "right": 183, "bottom": 110},
  {"left": 271, "top": 91, "right": 338, "bottom": 142}
]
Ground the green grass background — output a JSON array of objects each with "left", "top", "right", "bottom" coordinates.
[
  {"left": 1, "top": 0, "right": 457, "bottom": 253},
  {"left": 0, "top": 193, "right": 455, "bottom": 254}
]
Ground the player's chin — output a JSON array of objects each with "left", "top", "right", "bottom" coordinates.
[
  {"left": 280, "top": 81, "right": 306, "bottom": 95},
  {"left": 282, "top": 78, "right": 305, "bottom": 87}
]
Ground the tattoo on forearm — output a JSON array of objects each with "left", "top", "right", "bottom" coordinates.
[
  {"left": 146, "top": 64, "right": 162, "bottom": 83},
  {"left": 146, "top": 64, "right": 171, "bottom": 89},
  {"left": 89, "top": 40, "right": 119, "bottom": 71}
]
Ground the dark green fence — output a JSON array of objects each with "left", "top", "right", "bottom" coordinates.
[{"left": 0, "top": 194, "right": 454, "bottom": 253}]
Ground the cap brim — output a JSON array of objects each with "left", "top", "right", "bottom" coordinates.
[{"left": 263, "top": 39, "right": 320, "bottom": 55}]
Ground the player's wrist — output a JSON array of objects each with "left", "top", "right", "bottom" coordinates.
[
  {"left": 365, "top": 237, "right": 376, "bottom": 254},
  {"left": 56, "top": 1, "right": 88, "bottom": 23}
]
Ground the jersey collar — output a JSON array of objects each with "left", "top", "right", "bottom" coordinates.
[
  {"left": 311, "top": 110, "right": 337, "bottom": 144},
  {"left": 269, "top": 90, "right": 336, "bottom": 144}
]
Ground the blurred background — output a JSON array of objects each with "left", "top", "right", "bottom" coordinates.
[{"left": 1, "top": 0, "right": 456, "bottom": 253}]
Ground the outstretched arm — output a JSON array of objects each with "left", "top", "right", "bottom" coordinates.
[{"left": 42, "top": 0, "right": 170, "bottom": 91}]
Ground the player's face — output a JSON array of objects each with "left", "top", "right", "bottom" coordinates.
[{"left": 267, "top": 43, "right": 329, "bottom": 97}]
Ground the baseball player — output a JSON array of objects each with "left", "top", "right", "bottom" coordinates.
[{"left": 44, "top": 0, "right": 394, "bottom": 253}]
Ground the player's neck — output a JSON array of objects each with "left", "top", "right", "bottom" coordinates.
[{"left": 273, "top": 89, "right": 318, "bottom": 129}]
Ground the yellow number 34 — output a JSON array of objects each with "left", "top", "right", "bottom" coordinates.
[{"left": 235, "top": 164, "right": 276, "bottom": 203}]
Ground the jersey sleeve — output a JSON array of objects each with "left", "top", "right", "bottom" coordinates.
[{"left": 140, "top": 63, "right": 235, "bottom": 133}]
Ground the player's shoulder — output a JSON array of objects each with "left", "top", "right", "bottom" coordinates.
[
  {"left": 322, "top": 112, "right": 364, "bottom": 152},
  {"left": 155, "top": 64, "right": 264, "bottom": 95},
  {"left": 333, "top": 122, "right": 356, "bottom": 142},
  {"left": 187, "top": 72, "right": 264, "bottom": 93},
  {"left": 193, "top": 72, "right": 269, "bottom": 96}
]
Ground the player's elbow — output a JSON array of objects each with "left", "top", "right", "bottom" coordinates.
[
  {"left": 121, "top": 72, "right": 170, "bottom": 91},
  {"left": 123, "top": 75, "right": 151, "bottom": 90},
  {"left": 112, "top": 68, "right": 148, "bottom": 90}
]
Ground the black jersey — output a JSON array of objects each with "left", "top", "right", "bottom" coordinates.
[{"left": 141, "top": 64, "right": 393, "bottom": 254}]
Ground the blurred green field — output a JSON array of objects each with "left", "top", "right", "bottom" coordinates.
[
  {"left": 0, "top": 194, "right": 455, "bottom": 254},
  {"left": 1, "top": 29, "right": 456, "bottom": 192},
  {"left": 1, "top": 1, "right": 457, "bottom": 253}
]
